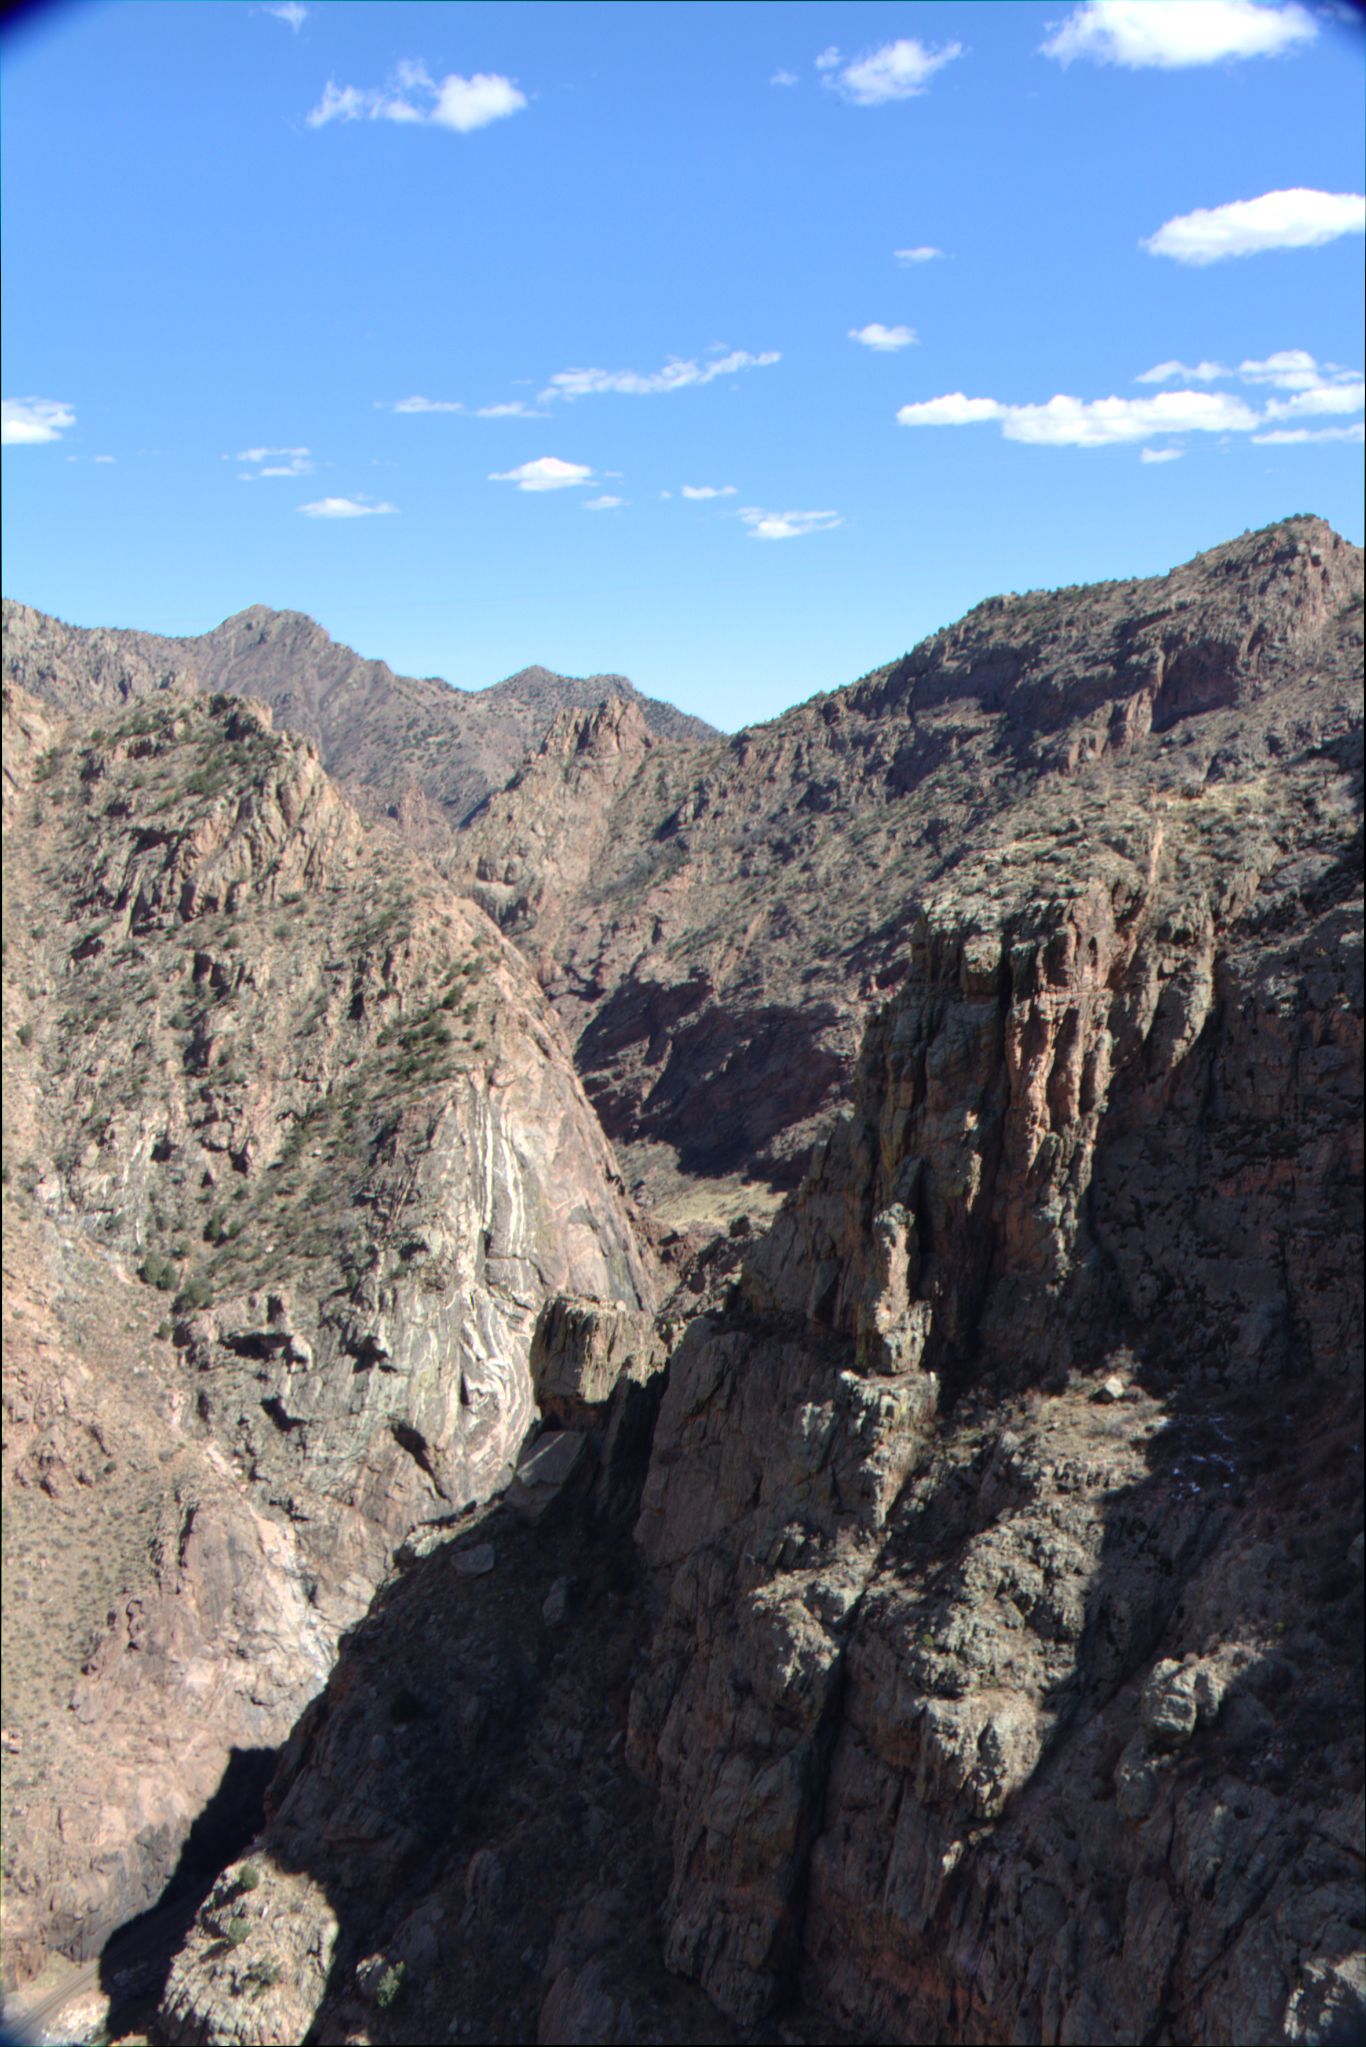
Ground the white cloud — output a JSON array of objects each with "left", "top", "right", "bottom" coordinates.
[
  {"left": 1252, "top": 422, "right": 1365, "bottom": 444},
  {"left": 1264, "top": 379, "right": 1365, "bottom": 419},
  {"left": 822, "top": 37, "right": 962, "bottom": 104},
  {"left": 771, "top": 69, "right": 799, "bottom": 87},
  {"left": 739, "top": 506, "right": 842, "bottom": 541},
  {"left": 998, "top": 391, "right": 1261, "bottom": 444},
  {"left": 384, "top": 396, "right": 464, "bottom": 414},
  {"left": 489, "top": 456, "right": 594, "bottom": 492},
  {"left": 1237, "top": 349, "right": 1354, "bottom": 390},
  {"left": 584, "top": 495, "right": 625, "bottom": 510},
  {"left": 894, "top": 245, "right": 944, "bottom": 265},
  {"left": 898, "top": 387, "right": 1259, "bottom": 445},
  {"left": 895, "top": 392, "right": 1006, "bottom": 426},
  {"left": 235, "top": 444, "right": 313, "bottom": 478},
  {"left": 93, "top": 454, "right": 116, "bottom": 464},
  {"left": 540, "top": 348, "right": 780, "bottom": 402},
  {"left": 1041, "top": 1, "right": 1316, "bottom": 67},
  {"left": 1140, "top": 447, "right": 1184, "bottom": 463},
  {"left": 1137, "top": 351, "right": 1362, "bottom": 411},
  {"left": 475, "top": 400, "right": 547, "bottom": 418},
  {"left": 849, "top": 322, "right": 918, "bottom": 352},
  {"left": 307, "top": 64, "right": 526, "bottom": 134},
  {"left": 2, "top": 397, "right": 75, "bottom": 445},
  {"left": 681, "top": 484, "right": 737, "bottom": 499},
  {"left": 431, "top": 73, "right": 528, "bottom": 131},
  {"left": 1135, "top": 359, "right": 1231, "bottom": 383},
  {"left": 264, "top": 2, "right": 307, "bottom": 29},
  {"left": 1144, "top": 188, "right": 1365, "bottom": 264},
  {"left": 299, "top": 495, "right": 396, "bottom": 517}
]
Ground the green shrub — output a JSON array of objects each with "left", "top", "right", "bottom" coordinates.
[
  {"left": 174, "top": 1275, "right": 213, "bottom": 1314},
  {"left": 140, "top": 1253, "right": 178, "bottom": 1292},
  {"left": 376, "top": 1962, "right": 406, "bottom": 2009},
  {"left": 16, "top": 1022, "right": 33, "bottom": 1047},
  {"left": 236, "top": 1864, "right": 261, "bottom": 1892},
  {"left": 225, "top": 1914, "right": 250, "bottom": 1948}
]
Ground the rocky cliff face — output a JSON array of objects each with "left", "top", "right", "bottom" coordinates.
[
  {"left": 453, "top": 516, "right": 1362, "bottom": 1222},
  {"left": 148, "top": 519, "right": 1362, "bottom": 2047},
  {"left": 3, "top": 517, "right": 1361, "bottom": 2045},
  {"left": 0, "top": 680, "right": 656, "bottom": 1984}
]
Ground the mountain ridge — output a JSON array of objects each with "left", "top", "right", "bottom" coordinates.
[{"left": 1, "top": 514, "right": 1362, "bottom": 2046}]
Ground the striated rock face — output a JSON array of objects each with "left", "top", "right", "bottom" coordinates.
[{"left": 0, "top": 681, "right": 655, "bottom": 1982}]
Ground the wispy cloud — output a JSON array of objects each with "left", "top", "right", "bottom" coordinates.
[
  {"left": 1135, "top": 359, "right": 1231, "bottom": 384},
  {"left": 475, "top": 400, "right": 548, "bottom": 418},
  {"left": 1042, "top": 1, "right": 1316, "bottom": 68},
  {"left": 382, "top": 396, "right": 465, "bottom": 414},
  {"left": 849, "top": 322, "right": 918, "bottom": 352},
  {"left": 739, "top": 506, "right": 842, "bottom": 541},
  {"left": 489, "top": 456, "right": 594, "bottom": 492},
  {"left": 93, "top": 453, "right": 116, "bottom": 464},
  {"left": 897, "top": 348, "right": 1363, "bottom": 450},
  {"left": 819, "top": 38, "right": 962, "bottom": 104},
  {"left": 1252, "top": 422, "right": 1365, "bottom": 444},
  {"left": 264, "top": 1, "right": 307, "bottom": 30},
  {"left": 770, "top": 69, "right": 799, "bottom": 87},
  {"left": 1137, "top": 349, "right": 1360, "bottom": 396},
  {"left": 2, "top": 397, "right": 75, "bottom": 445},
  {"left": 540, "top": 348, "right": 780, "bottom": 403},
  {"left": 234, "top": 444, "right": 313, "bottom": 478},
  {"left": 894, "top": 245, "right": 944, "bottom": 265},
  {"left": 681, "top": 484, "right": 737, "bottom": 499},
  {"left": 1140, "top": 447, "right": 1184, "bottom": 463},
  {"left": 1143, "top": 188, "right": 1365, "bottom": 264},
  {"left": 308, "top": 63, "right": 527, "bottom": 134},
  {"left": 299, "top": 495, "right": 396, "bottom": 517},
  {"left": 584, "top": 495, "right": 625, "bottom": 511}
]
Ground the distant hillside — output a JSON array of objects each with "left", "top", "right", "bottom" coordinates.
[{"left": 0, "top": 602, "right": 717, "bottom": 835}]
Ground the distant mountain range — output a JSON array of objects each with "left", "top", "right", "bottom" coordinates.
[{"left": 0, "top": 600, "right": 718, "bottom": 835}]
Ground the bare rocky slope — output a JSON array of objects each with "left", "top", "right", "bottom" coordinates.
[
  {"left": 0, "top": 679, "right": 655, "bottom": 1988},
  {"left": 2, "top": 514, "right": 1362, "bottom": 2046}
]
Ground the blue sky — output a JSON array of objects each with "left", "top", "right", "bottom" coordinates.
[{"left": 3, "top": 0, "right": 1362, "bottom": 727}]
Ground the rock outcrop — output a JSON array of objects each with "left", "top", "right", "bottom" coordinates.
[{"left": 0, "top": 681, "right": 655, "bottom": 1982}]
